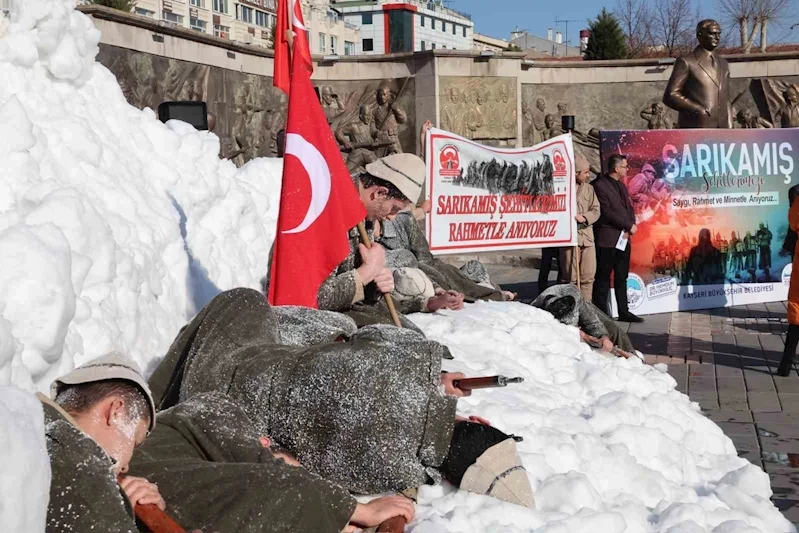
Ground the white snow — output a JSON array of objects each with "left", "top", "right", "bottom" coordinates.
[
  {"left": 0, "top": 386, "right": 50, "bottom": 532},
  {"left": 0, "top": 1, "right": 795, "bottom": 532},
  {"left": 410, "top": 303, "right": 795, "bottom": 532}
]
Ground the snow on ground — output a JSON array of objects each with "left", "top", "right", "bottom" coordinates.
[
  {"left": 411, "top": 303, "right": 794, "bottom": 532},
  {"left": 0, "top": 1, "right": 795, "bottom": 532},
  {"left": 0, "top": 386, "right": 50, "bottom": 532}
]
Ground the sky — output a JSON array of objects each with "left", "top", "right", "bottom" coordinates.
[{"left": 450, "top": 0, "right": 799, "bottom": 48}]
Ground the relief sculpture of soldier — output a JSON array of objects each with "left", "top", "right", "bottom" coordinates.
[
  {"left": 777, "top": 86, "right": 799, "bottom": 128},
  {"left": 320, "top": 86, "right": 345, "bottom": 125},
  {"left": 335, "top": 105, "right": 378, "bottom": 174},
  {"left": 441, "top": 88, "right": 465, "bottom": 136},
  {"left": 663, "top": 19, "right": 732, "bottom": 129},
  {"left": 370, "top": 82, "right": 406, "bottom": 157},
  {"left": 640, "top": 102, "right": 672, "bottom": 130}
]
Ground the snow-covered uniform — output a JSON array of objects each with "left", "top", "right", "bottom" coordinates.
[{"left": 148, "top": 288, "right": 457, "bottom": 494}]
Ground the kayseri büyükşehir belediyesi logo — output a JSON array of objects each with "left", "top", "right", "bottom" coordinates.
[
  {"left": 783, "top": 263, "right": 793, "bottom": 286},
  {"left": 626, "top": 273, "right": 645, "bottom": 310},
  {"left": 552, "top": 149, "right": 568, "bottom": 177},
  {"left": 439, "top": 144, "right": 461, "bottom": 177}
]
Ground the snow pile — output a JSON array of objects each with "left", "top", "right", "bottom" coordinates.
[
  {"left": 410, "top": 303, "right": 794, "bottom": 533},
  {"left": 0, "top": 0, "right": 794, "bottom": 531},
  {"left": 0, "top": 386, "right": 50, "bottom": 532},
  {"left": 0, "top": 0, "right": 280, "bottom": 391}
]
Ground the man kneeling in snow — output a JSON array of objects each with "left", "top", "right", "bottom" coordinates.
[
  {"left": 147, "top": 288, "right": 534, "bottom": 507},
  {"left": 128, "top": 392, "right": 415, "bottom": 532},
  {"left": 266, "top": 153, "right": 465, "bottom": 330},
  {"left": 533, "top": 283, "right": 638, "bottom": 355},
  {"left": 40, "top": 354, "right": 166, "bottom": 533}
]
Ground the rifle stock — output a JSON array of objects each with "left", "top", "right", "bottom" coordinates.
[
  {"left": 118, "top": 475, "right": 186, "bottom": 533},
  {"left": 583, "top": 334, "right": 635, "bottom": 359},
  {"left": 377, "top": 516, "right": 407, "bottom": 532},
  {"left": 452, "top": 375, "right": 524, "bottom": 390}
]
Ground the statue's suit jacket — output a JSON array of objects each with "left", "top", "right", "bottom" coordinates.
[{"left": 663, "top": 46, "right": 732, "bottom": 129}]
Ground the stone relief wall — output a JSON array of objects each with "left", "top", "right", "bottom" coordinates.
[
  {"left": 439, "top": 77, "right": 517, "bottom": 145},
  {"left": 521, "top": 75, "right": 799, "bottom": 146},
  {"left": 98, "top": 44, "right": 287, "bottom": 166}
]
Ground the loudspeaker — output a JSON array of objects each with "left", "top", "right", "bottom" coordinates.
[
  {"left": 157, "top": 101, "right": 209, "bottom": 130},
  {"left": 561, "top": 115, "right": 575, "bottom": 133}
]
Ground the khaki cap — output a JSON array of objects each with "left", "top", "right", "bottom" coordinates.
[
  {"left": 365, "top": 153, "right": 425, "bottom": 204},
  {"left": 460, "top": 438, "right": 535, "bottom": 508},
  {"left": 575, "top": 150, "right": 590, "bottom": 173},
  {"left": 51, "top": 352, "right": 157, "bottom": 432}
]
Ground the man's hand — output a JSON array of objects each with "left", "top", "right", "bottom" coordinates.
[
  {"left": 427, "top": 290, "right": 464, "bottom": 312},
  {"left": 441, "top": 372, "right": 470, "bottom": 397},
  {"left": 420, "top": 199, "right": 432, "bottom": 214},
  {"left": 119, "top": 476, "right": 166, "bottom": 511},
  {"left": 342, "top": 140, "right": 353, "bottom": 151},
  {"left": 630, "top": 224, "right": 638, "bottom": 235},
  {"left": 373, "top": 268, "right": 394, "bottom": 294},
  {"left": 456, "top": 414, "right": 492, "bottom": 426},
  {"left": 349, "top": 495, "right": 415, "bottom": 528},
  {"left": 600, "top": 336, "right": 614, "bottom": 352},
  {"left": 576, "top": 214, "right": 587, "bottom": 224},
  {"left": 357, "top": 243, "right": 387, "bottom": 284}
]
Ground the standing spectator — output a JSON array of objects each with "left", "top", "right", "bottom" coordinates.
[
  {"left": 779, "top": 194, "right": 799, "bottom": 376},
  {"left": 538, "top": 248, "right": 559, "bottom": 296},
  {"left": 592, "top": 154, "right": 644, "bottom": 323},
  {"left": 559, "top": 151, "right": 600, "bottom": 302}
]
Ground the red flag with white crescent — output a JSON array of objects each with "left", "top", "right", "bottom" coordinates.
[
  {"left": 268, "top": 43, "right": 366, "bottom": 307},
  {"left": 273, "top": 0, "right": 312, "bottom": 94}
]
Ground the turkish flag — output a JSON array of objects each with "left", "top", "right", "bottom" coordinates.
[
  {"left": 268, "top": 48, "right": 366, "bottom": 307},
  {"left": 273, "top": 0, "right": 313, "bottom": 94}
]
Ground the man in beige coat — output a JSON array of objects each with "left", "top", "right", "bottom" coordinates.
[{"left": 560, "top": 151, "right": 601, "bottom": 301}]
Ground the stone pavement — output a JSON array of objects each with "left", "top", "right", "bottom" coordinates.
[{"left": 484, "top": 263, "right": 799, "bottom": 525}]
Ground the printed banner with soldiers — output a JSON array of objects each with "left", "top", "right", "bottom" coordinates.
[
  {"left": 599, "top": 128, "right": 799, "bottom": 315},
  {"left": 425, "top": 128, "right": 578, "bottom": 254}
]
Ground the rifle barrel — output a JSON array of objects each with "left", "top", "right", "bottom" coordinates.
[{"left": 453, "top": 375, "right": 524, "bottom": 390}]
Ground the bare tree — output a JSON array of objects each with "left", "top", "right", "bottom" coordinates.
[
  {"left": 717, "top": 0, "right": 794, "bottom": 53},
  {"left": 651, "top": 0, "right": 696, "bottom": 57},
  {"left": 756, "top": 0, "right": 794, "bottom": 52},
  {"left": 614, "top": 0, "right": 654, "bottom": 57}
]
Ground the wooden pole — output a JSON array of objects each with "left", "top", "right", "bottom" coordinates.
[
  {"left": 357, "top": 222, "right": 402, "bottom": 328},
  {"left": 575, "top": 245, "right": 581, "bottom": 292}
]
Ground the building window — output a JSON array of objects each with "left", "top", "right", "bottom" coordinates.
[
  {"left": 305, "top": 30, "right": 311, "bottom": 42},
  {"left": 452, "top": 23, "right": 456, "bottom": 35},
  {"left": 189, "top": 0, "right": 205, "bottom": 8},
  {"left": 362, "top": 38, "right": 374, "bottom": 52},
  {"left": 463, "top": 26, "right": 466, "bottom": 37},
  {"left": 214, "top": 24, "right": 231, "bottom": 38},
  {"left": 441, "top": 21, "right": 446, "bottom": 32},
  {"left": 387, "top": 9, "right": 412, "bottom": 53},
  {"left": 134, "top": 7, "right": 155, "bottom": 17},
  {"left": 362, "top": 13, "right": 372, "bottom": 24},
  {"left": 430, "top": 18, "right": 435, "bottom": 30},
  {"left": 420, "top": 15, "right": 425, "bottom": 27},
  {"left": 421, "top": 40, "right": 426, "bottom": 50},
  {"left": 163, "top": 11, "right": 184, "bottom": 24},
  {"left": 190, "top": 17, "right": 207, "bottom": 32},
  {"left": 239, "top": 6, "right": 254, "bottom": 23},
  {"left": 344, "top": 41, "right": 355, "bottom": 55},
  {"left": 319, "top": 33, "right": 327, "bottom": 53},
  {"left": 212, "top": 0, "right": 227, "bottom": 14},
  {"left": 431, "top": 43, "right": 436, "bottom": 49},
  {"left": 255, "top": 10, "right": 269, "bottom": 27},
  {"left": 330, "top": 35, "right": 338, "bottom": 54}
]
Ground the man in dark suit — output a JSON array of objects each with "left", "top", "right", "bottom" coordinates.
[
  {"left": 592, "top": 154, "right": 644, "bottom": 323},
  {"left": 663, "top": 19, "right": 732, "bottom": 129}
]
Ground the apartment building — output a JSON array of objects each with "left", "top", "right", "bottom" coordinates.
[
  {"left": 124, "top": 0, "right": 359, "bottom": 54},
  {"left": 333, "top": 0, "right": 473, "bottom": 55}
]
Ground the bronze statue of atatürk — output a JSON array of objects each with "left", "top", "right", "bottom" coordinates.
[{"left": 663, "top": 19, "right": 732, "bottom": 129}]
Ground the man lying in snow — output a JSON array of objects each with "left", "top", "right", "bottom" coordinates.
[
  {"left": 265, "top": 153, "right": 465, "bottom": 330},
  {"left": 378, "top": 210, "right": 516, "bottom": 303},
  {"left": 147, "top": 288, "right": 534, "bottom": 505},
  {"left": 533, "top": 283, "right": 638, "bottom": 355},
  {"left": 39, "top": 354, "right": 167, "bottom": 533},
  {"left": 128, "top": 392, "right": 415, "bottom": 532}
]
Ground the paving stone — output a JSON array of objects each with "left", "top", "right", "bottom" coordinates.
[
  {"left": 772, "top": 498, "right": 799, "bottom": 523},
  {"left": 757, "top": 423, "right": 799, "bottom": 439},
  {"left": 779, "top": 393, "right": 799, "bottom": 412},
  {"left": 716, "top": 422, "right": 756, "bottom": 437},
  {"left": 688, "top": 377, "right": 717, "bottom": 392},
  {"left": 716, "top": 377, "right": 745, "bottom": 391},
  {"left": 744, "top": 374, "right": 776, "bottom": 392},
  {"left": 687, "top": 364, "right": 715, "bottom": 377},
  {"left": 707, "top": 410, "right": 753, "bottom": 423},
  {"left": 761, "top": 437, "right": 799, "bottom": 454},
  {"left": 718, "top": 400, "right": 751, "bottom": 411},
  {"left": 748, "top": 391, "right": 782, "bottom": 412},
  {"left": 755, "top": 412, "right": 799, "bottom": 424},
  {"left": 715, "top": 364, "right": 743, "bottom": 378},
  {"left": 775, "top": 377, "right": 799, "bottom": 394}
]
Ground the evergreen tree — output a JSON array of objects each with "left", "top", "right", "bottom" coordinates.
[
  {"left": 85, "top": 0, "right": 138, "bottom": 12},
  {"left": 584, "top": 8, "right": 628, "bottom": 60}
]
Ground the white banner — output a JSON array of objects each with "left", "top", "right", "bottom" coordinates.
[{"left": 425, "top": 128, "right": 578, "bottom": 255}]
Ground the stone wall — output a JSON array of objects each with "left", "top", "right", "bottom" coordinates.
[{"left": 82, "top": 5, "right": 799, "bottom": 169}]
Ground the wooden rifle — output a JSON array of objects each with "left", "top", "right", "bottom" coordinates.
[
  {"left": 340, "top": 140, "right": 394, "bottom": 152},
  {"left": 118, "top": 476, "right": 186, "bottom": 533},
  {"left": 376, "top": 488, "right": 417, "bottom": 533},
  {"left": 583, "top": 334, "right": 636, "bottom": 360},
  {"left": 452, "top": 375, "right": 524, "bottom": 390}
]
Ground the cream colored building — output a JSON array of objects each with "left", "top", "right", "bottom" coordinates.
[
  {"left": 120, "top": 0, "right": 358, "bottom": 54},
  {"left": 473, "top": 32, "right": 508, "bottom": 52}
]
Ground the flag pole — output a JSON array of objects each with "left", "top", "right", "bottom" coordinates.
[
  {"left": 575, "top": 245, "right": 581, "bottom": 292},
  {"left": 357, "top": 222, "right": 403, "bottom": 328}
]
